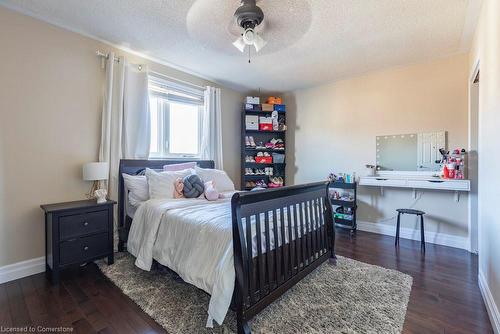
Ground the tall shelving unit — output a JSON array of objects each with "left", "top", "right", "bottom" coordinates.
[{"left": 241, "top": 103, "right": 286, "bottom": 190}]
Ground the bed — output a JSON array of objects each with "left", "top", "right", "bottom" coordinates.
[{"left": 118, "top": 159, "right": 336, "bottom": 334}]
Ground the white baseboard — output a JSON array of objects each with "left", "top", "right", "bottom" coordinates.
[
  {"left": 0, "top": 257, "right": 45, "bottom": 284},
  {"left": 479, "top": 270, "right": 500, "bottom": 334},
  {"left": 357, "top": 220, "right": 469, "bottom": 250}
]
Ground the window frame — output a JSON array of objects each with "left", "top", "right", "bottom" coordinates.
[{"left": 148, "top": 75, "right": 205, "bottom": 159}]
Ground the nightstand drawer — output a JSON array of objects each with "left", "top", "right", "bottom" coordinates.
[
  {"left": 59, "top": 210, "right": 108, "bottom": 240},
  {"left": 59, "top": 233, "right": 109, "bottom": 265}
]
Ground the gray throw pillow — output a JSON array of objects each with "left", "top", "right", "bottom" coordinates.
[{"left": 183, "top": 174, "right": 205, "bottom": 198}]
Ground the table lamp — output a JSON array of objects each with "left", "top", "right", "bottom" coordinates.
[{"left": 83, "top": 162, "right": 109, "bottom": 203}]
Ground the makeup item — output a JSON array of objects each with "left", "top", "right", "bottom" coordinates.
[{"left": 443, "top": 164, "right": 450, "bottom": 179}]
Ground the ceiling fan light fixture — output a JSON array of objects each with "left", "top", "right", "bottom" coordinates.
[
  {"left": 253, "top": 33, "right": 267, "bottom": 52},
  {"left": 233, "top": 36, "right": 246, "bottom": 52},
  {"left": 242, "top": 28, "right": 255, "bottom": 44},
  {"left": 232, "top": 0, "right": 267, "bottom": 57}
]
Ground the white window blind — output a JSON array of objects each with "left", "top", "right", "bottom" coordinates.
[{"left": 148, "top": 75, "right": 204, "bottom": 106}]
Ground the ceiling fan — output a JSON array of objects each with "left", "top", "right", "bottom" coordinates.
[{"left": 232, "top": 0, "right": 267, "bottom": 54}]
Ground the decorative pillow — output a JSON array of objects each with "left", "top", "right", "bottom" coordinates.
[
  {"left": 163, "top": 162, "right": 197, "bottom": 172},
  {"left": 145, "top": 168, "right": 192, "bottom": 199},
  {"left": 194, "top": 166, "right": 235, "bottom": 192},
  {"left": 122, "top": 174, "right": 149, "bottom": 206},
  {"left": 204, "top": 181, "right": 224, "bottom": 201},
  {"left": 173, "top": 178, "right": 184, "bottom": 199},
  {"left": 182, "top": 174, "right": 205, "bottom": 198}
]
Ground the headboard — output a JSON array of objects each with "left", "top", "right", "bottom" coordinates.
[{"left": 117, "top": 159, "right": 215, "bottom": 251}]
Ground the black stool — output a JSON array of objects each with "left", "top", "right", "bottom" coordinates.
[{"left": 395, "top": 208, "right": 426, "bottom": 251}]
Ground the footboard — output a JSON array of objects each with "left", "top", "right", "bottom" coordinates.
[{"left": 231, "top": 182, "right": 335, "bottom": 334}]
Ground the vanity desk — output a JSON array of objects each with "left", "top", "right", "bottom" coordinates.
[
  {"left": 365, "top": 130, "right": 471, "bottom": 202},
  {"left": 359, "top": 173, "right": 470, "bottom": 202}
]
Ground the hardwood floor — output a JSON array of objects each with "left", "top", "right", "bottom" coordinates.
[{"left": 0, "top": 230, "right": 493, "bottom": 333}]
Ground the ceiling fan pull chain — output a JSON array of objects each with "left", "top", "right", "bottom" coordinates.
[{"left": 248, "top": 46, "right": 251, "bottom": 63}]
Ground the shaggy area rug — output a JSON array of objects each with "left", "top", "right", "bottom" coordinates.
[{"left": 97, "top": 254, "right": 412, "bottom": 334}]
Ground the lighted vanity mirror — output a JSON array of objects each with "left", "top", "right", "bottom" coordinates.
[{"left": 376, "top": 131, "right": 446, "bottom": 171}]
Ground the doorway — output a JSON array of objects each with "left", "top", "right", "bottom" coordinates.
[{"left": 469, "top": 66, "right": 479, "bottom": 253}]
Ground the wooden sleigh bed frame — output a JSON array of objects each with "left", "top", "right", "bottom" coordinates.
[{"left": 118, "top": 159, "right": 336, "bottom": 334}]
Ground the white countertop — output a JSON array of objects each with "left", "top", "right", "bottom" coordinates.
[{"left": 359, "top": 175, "right": 470, "bottom": 191}]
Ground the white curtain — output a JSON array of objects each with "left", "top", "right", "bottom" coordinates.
[
  {"left": 201, "top": 86, "right": 224, "bottom": 169},
  {"left": 123, "top": 65, "right": 150, "bottom": 158},
  {"left": 99, "top": 52, "right": 150, "bottom": 204}
]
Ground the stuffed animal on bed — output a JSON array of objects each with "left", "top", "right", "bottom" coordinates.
[
  {"left": 204, "top": 180, "right": 224, "bottom": 201},
  {"left": 173, "top": 178, "right": 184, "bottom": 199},
  {"left": 182, "top": 174, "right": 205, "bottom": 198}
]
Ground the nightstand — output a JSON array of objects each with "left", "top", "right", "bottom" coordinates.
[{"left": 40, "top": 199, "right": 116, "bottom": 284}]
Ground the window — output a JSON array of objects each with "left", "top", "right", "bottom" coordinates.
[{"left": 148, "top": 75, "right": 204, "bottom": 158}]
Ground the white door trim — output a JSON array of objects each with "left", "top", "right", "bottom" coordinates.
[{"left": 468, "top": 59, "right": 480, "bottom": 254}]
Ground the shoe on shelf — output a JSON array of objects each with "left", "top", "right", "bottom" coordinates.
[
  {"left": 257, "top": 152, "right": 264, "bottom": 157},
  {"left": 245, "top": 136, "right": 251, "bottom": 147},
  {"left": 256, "top": 141, "right": 265, "bottom": 149},
  {"left": 249, "top": 136, "right": 256, "bottom": 148},
  {"left": 263, "top": 152, "right": 271, "bottom": 157},
  {"left": 268, "top": 176, "right": 283, "bottom": 188},
  {"left": 255, "top": 180, "right": 268, "bottom": 188}
]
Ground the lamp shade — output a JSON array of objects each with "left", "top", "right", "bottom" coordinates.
[{"left": 83, "top": 162, "right": 109, "bottom": 181}]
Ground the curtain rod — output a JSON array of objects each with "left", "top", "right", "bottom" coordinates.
[
  {"left": 96, "top": 50, "right": 206, "bottom": 91},
  {"left": 96, "top": 50, "right": 120, "bottom": 62}
]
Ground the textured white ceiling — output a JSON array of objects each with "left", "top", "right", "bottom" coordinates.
[{"left": 0, "top": 0, "right": 482, "bottom": 92}]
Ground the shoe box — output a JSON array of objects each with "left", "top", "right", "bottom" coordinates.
[
  {"left": 259, "top": 117, "right": 273, "bottom": 131},
  {"left": 245, "top": 115, "right": 259, "bottom": 130},
  {"left": 246, "top": 96, "right": 260, "bottom": 104},
  {"left": 261, "top": 103, "right": 274, "bottom": 112},
  {"left": 273, "top": 104, "right": 286, "bottom": 112}
]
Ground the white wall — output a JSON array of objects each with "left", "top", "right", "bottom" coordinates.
[
  {"left": 0, "top": 7, "right": 243, "bottom": 268},
  {"left": 285, "top": 54, "right": 470, "bottom": 246},
  {"left": 470, "top": 0, "right": 500, "bottom": 331}
]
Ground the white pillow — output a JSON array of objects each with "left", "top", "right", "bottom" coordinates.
[
  {"left": 122, "top": 174, "right": 149, "bottom": 207},
  {"left": 145, "top": 168, "right": 192, "bottom": 199},
  {"left": 194, "top": 166, "right": 235, "bottom": 192}
]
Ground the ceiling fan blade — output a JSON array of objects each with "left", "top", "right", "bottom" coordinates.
[
  {"left": 233, "top": 36, "right": 246, "bottom": 52},
  {"left": 253, "top": 33, "right": 267, "bottom": 52}
]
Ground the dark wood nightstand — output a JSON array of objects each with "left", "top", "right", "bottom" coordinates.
[{"left": 40, "top": 199, "right": 116, "bottom": 284}]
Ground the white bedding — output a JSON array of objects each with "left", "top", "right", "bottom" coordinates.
[
  {"left": 126, "top": 200, "right": 138, "bottom": 218},
  {"left": 127, "top": 192, "right": 237, "bottom": 326},
  {"left": 127, "top": 192, "right": 318, "bottom": 327}
]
